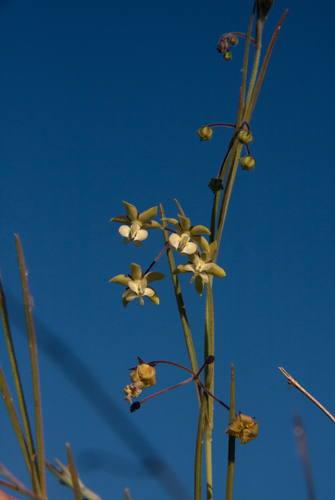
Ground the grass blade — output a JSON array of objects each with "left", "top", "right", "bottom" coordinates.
[
  {"left": 15, "top": 235, "right": 46, "bottom": 499},
  {"left": 0, "top": 279, "right": 39, "bottom": 493},
  {"left": 0, "top": 367, "right": 30, "bottom": 471},
  {"left": 66, "top": 444, "right": 83, "bottom": 500}
]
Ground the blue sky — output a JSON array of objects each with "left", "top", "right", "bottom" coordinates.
[{"left": 1, "top": 0, "right": 335, "bottom": 499}]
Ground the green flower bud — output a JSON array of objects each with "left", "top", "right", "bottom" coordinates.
[
  {"left": 196, "top": 126, "right": 213, "bottom": 141},
  {"left": 208, "top": 178, "right": 223, "bottom": 193},
  {"left": 229, "top": 35, "right": 238, "bottom": 46},
  {"left": 238, "top": 129, "right": 253, "bottom": 144},
  {"left": 240, "top": 155, "right": 256, "bottom": 171},
  {"left": 223, "top": 51, "right": 232, "bottom": 61}
]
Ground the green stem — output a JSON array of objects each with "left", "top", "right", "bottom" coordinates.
[
  {"left": 214, "top": 140, "right": 244, "bottom": 261},
  {"left": 204, "top": 363, "right": 214, "bottom": 500},
  {"left": 160, "top": 205, "right": 200, "bottom": 383},
  {"left": 225, "top": 364, "right": 236, "bottom": 500},
  {"left": 194, "top": 391, "right": 207, "bottom": 500}
]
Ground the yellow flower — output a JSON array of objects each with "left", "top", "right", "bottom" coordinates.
[
  {"left": 173, "top": 241, "right": 225, "bottom": 295},
  {"left": 110, "top": 201, "right": 162, "bottom": 246},
  {"left": 110, "top": 263, "right": 165, "bottom": 307},
  {"left": 225, "top": 412, "right": 258, "bottom": 444},
  {"left": 163, "top": 209, "right": 210, "bottom": 256}
]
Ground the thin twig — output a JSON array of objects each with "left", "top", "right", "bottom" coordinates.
[{"left": 279, "top": 367, "right": 335, "bottom": 424}]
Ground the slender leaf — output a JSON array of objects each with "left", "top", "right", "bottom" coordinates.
[
  {"left": 66, "top": 444, "right": 82, "bottom": 500},
  {"left": 15, "top": 235, "right": 46, "bottom": 499},
  {"left": 0, "top": 279, "right": 39, "bottom": 494},
  {"left": 0, "top": 366, "right": 31, "bottom": 470}
]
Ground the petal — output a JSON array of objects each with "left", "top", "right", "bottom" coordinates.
[
  {"left": 130, "top": 222, "right": 140, "bottom": 239},
  {"left": 134, "top": 240, "right": 142, "bottom": 247},
  {"left": 138, "top": 206, "right": 157, "bottom": 223},
  {"left": 142, "top": 220, "right": 163, "bottom": 229},
  {"left": 179, "top": 233, "right": 190, "bottom": 251},
  {"left": 193, "top": 235, "right": 209, "bottom": 252},
  {"left": 143, "top": 286, "right": 155, "bottom": 297},
  {"left": 147, "top": 292, "right": 160, "bottom": 305},
  {"left": 119, "top": 225, "right": 131, "bottom": 237},
  {"left": 125, "top": 290, "right": 138, "bottom": 301},
  {"left": 195, "top": 276, "right": 204, "bottom": 296},
  {"left": 162, "top": 218, "right": 180, "bottom": 230},
  {"left": 130, "top": 263, "right": 142, "bottom": 281},
  {"left": 128, "top": 280, "right": 139, "bottom": 293},
  {"left": 208, "top": 263, "right": 226, "bottom": 278},
  {"left": 180, "top": 241, "right": 198, "bottom": 255},
  {"left": 190, "top": 254, "right": 201, "bottom": 267},
  {"left": 145, "top": 272, "right": 165, "bottom": 284},
  {"left": 199, "top": 272, "right": 209, "bottom": 283},
  {"left": 123, "top": 201, "right": 138, "bottom": 222},
  {"left": 134, "top": 229, "right": 148, "bottom": 241},
  {"left": 183, "top": 263, "right": 195, "bottom": 272},
  {"left": 139, "top": 278, "right": 148, "bottom": 294},
  {"left": 178, "top": 215, "right": 191, "bottom": 232},
  {"left": 122, "top": 291, "right": 130, "bottom": 308},
  {"left": 190, "top": 225, "right": 211, "bottom": 236},
  {"left": 109, "top": 274, "right": 130, "bottom": 286},
  {"left": 173, "top": 265, "right": 188, "bottom": 275},
  {"left": 200, "top": 263, "right": 212, "bottom": 272},
  {"left": 206, "top": 241, "right": 218, "bottom": 260},
  {"left": 110, "top": 215, "right": 130, "bottom": 224},
  {"left": 169, "top": 233, "right": 181, "bottom": 250}
]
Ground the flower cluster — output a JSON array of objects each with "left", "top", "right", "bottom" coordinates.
[
  {"left": 217, "top": 32, "right": 239, "bottom": 60},
  {"left": 110, "top": 200, "right": 226, "bottom": 303}
]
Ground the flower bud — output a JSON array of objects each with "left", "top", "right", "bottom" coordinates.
[
  {"left": 208, "top": 178, "right": 223, "bottom": 193},
  {"left": 196, "top": 126, "right": 213, "bottom": 141},
  {"left": 238, "top": 129, "right": 253, "bottom": 144},
  {"left": 217, "top": 37, "right": 229, "bottom": 53},
  {"left": 240, "top": 155, "right": 256, "bottom": 171},
  {"left": 229, "top": 35, "right": 238, "bottom": 46},
  {"left": 259, "top": 0, "right": 274, "bottom": 20},
  {"left": 223, "top": 52, "right": 232, "bottom": 61},
  {"left": 130, "top": 402, "right": 141, "bottom": 413}
]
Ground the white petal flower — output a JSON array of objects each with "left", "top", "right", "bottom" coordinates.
[
  {"left": 169, "top": 233, "right": 197, "bottom": 256},
  {"left": 110, "top": 263, "right": 165, "bottom": 307},
  {"left": 119, "top": 223, "right": 148, "bottom": 246}
]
